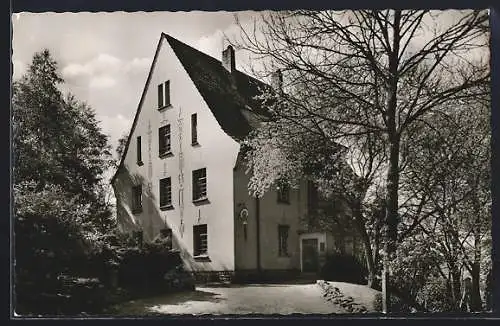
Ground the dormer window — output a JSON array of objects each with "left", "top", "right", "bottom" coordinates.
[{"left": 158, "top": 80, "right": 170, "bottom": 109}]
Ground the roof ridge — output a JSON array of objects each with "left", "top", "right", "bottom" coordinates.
[{"left": 163, "top": 32, "right": 271, "bottom": 89}]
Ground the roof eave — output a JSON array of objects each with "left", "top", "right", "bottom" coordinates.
[{"left": 110, "top": 33, "right": 166, "bottom": 185}]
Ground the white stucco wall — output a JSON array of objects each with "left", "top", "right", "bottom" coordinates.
[{"left": 113, "top": 35, "right": 239, "bottom": 272}]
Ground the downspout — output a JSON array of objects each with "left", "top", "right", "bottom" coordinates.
[{"left": 256, "top": 196, "right": 261, "bottom": 273}]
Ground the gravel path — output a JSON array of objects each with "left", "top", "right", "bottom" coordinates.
[{"left": 110, "top": 284, "right": 347, "bottom": 315}]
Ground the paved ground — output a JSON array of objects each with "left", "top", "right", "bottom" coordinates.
[{"left": 109, "top": 283, "right": 347, "bottom": 315}]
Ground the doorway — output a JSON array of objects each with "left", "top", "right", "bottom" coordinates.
[{"left": 301, "top": 238, "right": 319, "bottom": 273}]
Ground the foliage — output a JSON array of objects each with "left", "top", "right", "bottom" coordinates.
[
  {"left": 12, "top": 50, "right": 118, "bottom": 315},
  {"left": 234, "top": 9, "right": 489, "bottom": 310},
  {"left": 12, "top": 49, "right": 114, "bottom": 232},
  {"left": 373, "top": 292, "right": 410, "bottom": 313},
  {"left": 388, "top": 236, "right": 442, "bottom": 303},
  {"left": 319, "top": 253, "right": 368, "bottom": 285},
  {"left": 416, "top": 277, "right": 455, "bottom": 312}
]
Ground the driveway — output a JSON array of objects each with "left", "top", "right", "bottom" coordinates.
[{"left": 109, "top": 283, "right": 347, "bottom": 315}]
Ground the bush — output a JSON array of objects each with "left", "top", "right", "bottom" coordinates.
[
  {"left": 373, "top": 292, "right": 411, "bottom": 313},
  {"left": 416, "top": 277, "right": 455, "bottom": 312},
  {"left": 88, "top": 235, "right": 191, "bottom": 295},
  {"left": 319, "top": 253, "right": 367, "bottom": 285}
]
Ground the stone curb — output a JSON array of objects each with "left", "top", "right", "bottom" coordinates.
[{"left": 316, "top": 280, "right": 368, "bottom": 314}]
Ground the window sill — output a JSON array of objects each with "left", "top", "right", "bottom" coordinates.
[
  {"left": 137, "top": 161, "right": 144, "bottom": 166},
  {"left": 192, "top": 197, "right": 210, "bottom": 206},
  {"left": 132, "top": 208, "right": 143, "bottom": 215},
  {"left": 193, "top": 255, "right": 211, "bottom": 262},
  {"left": 159, "top": 151, "right": 174, "bottom": 159},
  {"left": 278, "top": 254, "right": 291, "bottom": 258},
  {"left": 277, "top": 201, "right": 291, "bottom": 205},
  {"left": 158, "top": 104, "right": 173, "bottom": 111},
  {"left": 160, "top": 204, "right": 174, "bottom": 211}
]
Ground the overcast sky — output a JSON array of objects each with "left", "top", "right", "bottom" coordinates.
[
  {"left": 12, "top": 10, "right": 487, "bottom": 183},
  {"left": 12, "top": 11, "right": 260, "bottom": 161}
]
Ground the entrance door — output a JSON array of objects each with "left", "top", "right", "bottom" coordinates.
[{"left": 302, "top": 238, "right": 319, "bottom": 273}]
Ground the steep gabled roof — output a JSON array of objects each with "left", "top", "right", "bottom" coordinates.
[
  {"left": 111, "top": 33, "right": 272, "bottom": 185},
  {"left": 164, "top": 34, "right": 272, "bottom": 139}
]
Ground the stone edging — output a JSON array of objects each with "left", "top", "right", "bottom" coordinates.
[{"left": 316, "top": 280, "right": 368, "bottom": 314}]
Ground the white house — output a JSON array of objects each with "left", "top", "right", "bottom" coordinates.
[{"left": 111, "top": 33, "right": 354, "bottom": 283}]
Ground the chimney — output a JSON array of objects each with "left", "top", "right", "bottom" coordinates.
[
  {"left": 271, "top": 69, "right": 283, "bottom": 93},
  {"left": 222, "top": 45, "right": 236, "bottom": 73}
]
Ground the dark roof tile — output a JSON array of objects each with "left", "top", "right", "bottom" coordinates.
[{"left": 165, "top": 34, "right": 272, "bottom": 140}]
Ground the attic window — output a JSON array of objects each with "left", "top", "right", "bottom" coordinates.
[
  {"left": 136, "top": 136, "right": 143, "bottom": 165},
  {"left": 158, "top": 81, "right": 171, "bottom": 109},
  {"left": 191, "top": 113, "right": 198, "bottom": 145}
]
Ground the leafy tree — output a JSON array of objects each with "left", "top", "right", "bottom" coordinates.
[
  {"left": 234, "top": 10, "right": 489, "bottom": 311},
  {"left": 12, "top": 49, "right": 114, "bottom": 231},
  {"left": 396, "top": 98, "right": 490, "bottom": 311},
  {"left": 12, "top": 50, "right": 116, "bottom": 314},
  {"left": 115, "top": 132, "right": 129, "bottom": 162}
]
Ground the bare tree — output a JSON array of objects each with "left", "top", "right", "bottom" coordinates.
[{"left": 233, "top": 9, "right": 489, "bottom": 312}]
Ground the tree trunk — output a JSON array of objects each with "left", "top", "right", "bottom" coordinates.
[
  {"left": 470, "top": 226, "right": 482, "bottom": 311},
  {"left": 382, "top": 137, "right": 401, "bottom": 313},
  {"left": 470, "top": 189, "right": 483, "bottom": 311},
  {"left": 381, "top": 10, "right": 402, "bottom": 313},
  {"left": 352, "top": 203, "right": 377, "bottom": 289},
  {"left": 450, "top": 262, "right": 462, "bottom": 310}
]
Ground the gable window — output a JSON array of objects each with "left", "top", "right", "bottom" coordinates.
[
  {"left": 193, "top": 224, "right": 208, "bottom": 256},
  {"left": 159, "top": 177, "right": 173, "bottom": 209},
  {"left": 192, "top": 168, "right": 207, "bottom": 201},
  {"left": 136, "top": 136, "right": 143, "bottom": 165},
  {"left": 132, "top": 185, "right": 143, "bottom": 213},
  {"left": 159, "top": 125, "right": 171, "bottom": 156},
  {"left": 158, "top": 81, "right": 170, "bottom": 109},
  {"left": 191, "top": 113, "right": 198, "bottom": 145},
  {"left": 277, "top": 182, "right": 290, "bottom": 204},
  {"left": 278, "top": 225, "right": 290, "bottom": 256}
]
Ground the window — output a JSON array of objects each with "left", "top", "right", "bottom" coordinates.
[
  {"left": 160, "top": 228, "right": 173, "bottom": 250},
  {"left": 164, "top": 81, "right": 170, "bottom": 107},
  {"left": 191, "top": 113, "right": 198, "bottom": 145},
  {"left": 133, "top": 230, "right": 143, "bottom": 247},
  {"left": 192, "top": 168, "right": 207, "bottom": 201},
  {"left": 277, "top": 182, "right": 290, "bottom": 204},
  {"left": 193, "top": 224, "right": 208, "bottom": 256},
  {"left": 159, "top": 125, "right": 171, "bottom": 156},
  {"left": 136, "top": 136, "right": 143, "bottom": 164},
  {"left": 320, "top": 242, "right": 325, "bottom": 252},
  {"left": 159, "top": 177, "right": 172, "bottom": 209},
  {"left": 132, "top": 185, "right": 142, "bottom": 213},
  {"left": 158, "top": 81, "right": 170, "bottom": 109},
  {"left": 278, "top": 225, "right": 289, "bottom": 256}
]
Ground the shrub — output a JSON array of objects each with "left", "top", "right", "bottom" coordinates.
[
  {"left": 319, "top": 253, "right": 367, "bottom": 285},
  {"left": 416, "top": 277, "right": 455, "bottom": 312},
  {"left": 373, "top": 292, "right": 411, "bottom": 313}
]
